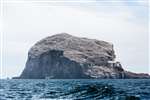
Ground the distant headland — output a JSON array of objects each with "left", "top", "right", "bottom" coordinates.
[{"left": 13, "top": 33, "right": 150, "bottom": 79}]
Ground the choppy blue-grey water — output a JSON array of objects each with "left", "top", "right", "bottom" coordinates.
[{"left": 0, "top": 79, "right": 150, "bottom": 100}]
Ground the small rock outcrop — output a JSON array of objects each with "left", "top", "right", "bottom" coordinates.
[{"left": 18, "top": 33, "right": 150, "bottom": 79}]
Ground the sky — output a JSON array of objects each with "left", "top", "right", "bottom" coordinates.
[{"left": 0, "top": 0, "right": 149, "bottom": 78}]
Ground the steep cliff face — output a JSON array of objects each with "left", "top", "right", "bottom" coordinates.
[{"left": 19, "top": 33, "right": 149, "bottom": 79}]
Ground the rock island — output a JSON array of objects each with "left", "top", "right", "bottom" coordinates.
[{"left": 16, "top": 33, "right": 150, "bottom": 79}]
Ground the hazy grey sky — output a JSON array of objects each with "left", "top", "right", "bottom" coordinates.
[{"left": 1, "top": 0, "right": 149, "bottom": 78}]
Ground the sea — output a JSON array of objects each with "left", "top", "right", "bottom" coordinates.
[{"left": 0, "top": 79, "right": 150, "bottom": 100}]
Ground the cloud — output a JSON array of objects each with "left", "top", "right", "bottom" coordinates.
[{"left": 136, "top": 0, "right": 149, "bottom": 6}]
